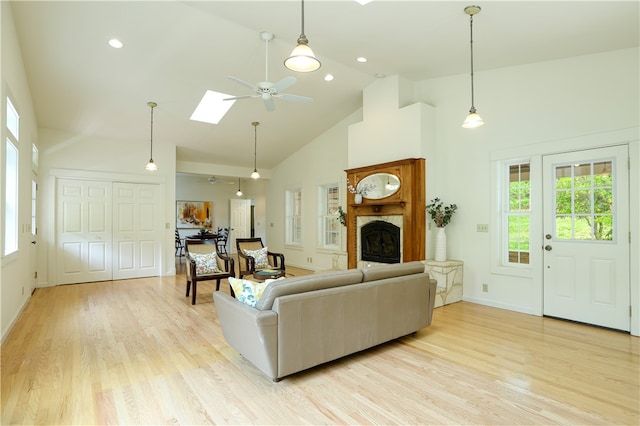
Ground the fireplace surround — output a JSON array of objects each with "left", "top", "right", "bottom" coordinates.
[{"left": 345, "top": 158, "right": 425, "bottom": 269}]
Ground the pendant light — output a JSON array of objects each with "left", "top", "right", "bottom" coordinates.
[
  {"left": 462, "top": 5, "right": 485, "bottom": 129},
  {"left": 250, "top": 121, "right": 260, "bottom": 179},
  {"left": 236, "top": 178, "right": 243, "bottom": 196},
  {"left": 284, "top": 0, "right": 321, "bottom": 72},
  {"left": 145, "top": 101, "right": 159, "bottom": 171}
]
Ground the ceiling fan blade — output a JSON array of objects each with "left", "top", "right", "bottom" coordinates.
[
  {"left": 223, "top": 94, "right": 258, "bottom": 101},
  {"left": 263, "top": 97, "right": 276, "bottom": 112},
  {"left": 273, "top": 76, "right": 296, "bottom": 93},
  {"left": 227, "top": 76, "right": 258, "bottom": 92},
  {"left": 278, "top": 93, "right": 314, "bottom": 103}
]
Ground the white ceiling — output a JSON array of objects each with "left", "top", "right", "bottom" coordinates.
[{"left": 10, "top": 1, "right": 639, "bottom": 174}]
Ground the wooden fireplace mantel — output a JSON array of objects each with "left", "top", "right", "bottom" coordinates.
[{"left": 345, "top": 158, "right": 425, "bottom": 269}]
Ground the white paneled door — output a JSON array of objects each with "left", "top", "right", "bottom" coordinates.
[
  {"left": 56, "top": 179, "right": 112, "bottom": 284},
  {"left": 229, "top": 198, "right": 251, "bottom": 253},
  {"left": 543, "top": 145, "right": 630, "bottom": 331},
  {"left": 112, "top": 183, "right": 161, "bottom": 280},
  {"left": 56, "top": 179, "right": 161, "bottom": 284}
]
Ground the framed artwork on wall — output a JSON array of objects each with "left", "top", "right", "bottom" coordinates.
[{"left": 176, "top": 200, "right": 213, "bottom": 229}]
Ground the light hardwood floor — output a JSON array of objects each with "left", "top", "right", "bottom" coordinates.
[{"left": 2, "top": 260, "right": 639, "bottom": 425}]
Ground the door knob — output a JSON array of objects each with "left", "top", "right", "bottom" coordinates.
[{"left": 544, "top": 245, "right": 552, "bottom": 251}]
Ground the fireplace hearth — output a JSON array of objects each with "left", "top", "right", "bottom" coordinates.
[{"left": 360, "top": 220, "right": 401, "bottom": 264}]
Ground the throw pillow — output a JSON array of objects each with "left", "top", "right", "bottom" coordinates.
[
  {"left": 190, "top": 252, "right": 222, "bottom": 275},
  {"left": 243, "top": 247, "right": 271, "bottom": 269},
  {"left": 228, "top": 277, "right": 269, "bottom": 307}
]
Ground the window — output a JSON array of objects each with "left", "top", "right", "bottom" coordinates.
[
  {"left": 4, "top": 96, "right": 20, "bottom": 256},
  {"left": 554, "top": 160, "right": 613, "bottom": 241},
  {"left": 318, "top": 183, "right": 340, "bottom": 249},
  {"left": 285, "top": 188, "right": 302, "bottom": 245},
  {"left": 506, "top": 162, "right": 530, "bottom": 265},
  {"left": 4, "top": 139, "right": 19, "bottom": 256},
  {"left": 31, "top": 179, "right": 37, "bottom": 237},
  {"left": 6, "top": 97, "right": 19, "bottom": 140}
]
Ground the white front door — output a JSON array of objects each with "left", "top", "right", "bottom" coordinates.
[
  {"left": 30, "top": 175, "right": 38, "bottom": 290},
  {"left": 56, "top": 179, "right": 112, "bottom": 284},
  {"left": 542, "top": 145, "right": 630, "bottom": 331},
  {"left": 229, "top": 198, "right": 251, "bottom": 253},
  {"left": 112, "top": 183, "right": 161, "bottom": 280}
]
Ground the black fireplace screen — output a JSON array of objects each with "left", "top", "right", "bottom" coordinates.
[{"left": 360, "top": 220, "right": 401, "bottom": 264}]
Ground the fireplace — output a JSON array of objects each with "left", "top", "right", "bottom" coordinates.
[
  {"left": 346, "top": 158, "right": 425, "bottom": 269},
  {"left": 360, "top": 220, "right": 401, "bottom": 264}
]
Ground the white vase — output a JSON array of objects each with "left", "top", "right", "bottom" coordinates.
[
  {"left": 354, "top": 193, "right": 363, "bottom": 204},
  {"left": 435, "top": 227, "right": 447, "bottom": 261}
]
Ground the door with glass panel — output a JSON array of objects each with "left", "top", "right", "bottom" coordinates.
[{"left": 542, "top": 146, "right": 629, "bottom": 331}]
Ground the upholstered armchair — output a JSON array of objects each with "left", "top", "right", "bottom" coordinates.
[
  {"left": 185, "top": 239, "right": 235, "bottom": 305},
  {"left": 235, "top": 237, "right": 285, "bottom": 279}
]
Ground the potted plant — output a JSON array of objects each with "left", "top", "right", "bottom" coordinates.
[
  {"left": 337, "top": 206, "right": 347, "bottom": 227},
  {"left": 426, "top": 198, "right": 457, "bottom": 261}
]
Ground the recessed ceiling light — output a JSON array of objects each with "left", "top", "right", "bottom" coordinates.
[
  {"left": 356, "top": 57, "right": 368, "bottom": 63},
  {"left": 190, "top": 90, "right": 236, "bottom": 125},
  {"left": 354, "top": 0, "right": 374, "bottom": 5},
  {"left": 108, "top": 38, "right": 123, "bottom": 49},
  {"left": 324, "top": 74, "right": 334, "bottom": 82}
]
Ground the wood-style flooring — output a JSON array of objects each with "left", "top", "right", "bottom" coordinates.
[{"left": 2, "top": 259, "right": 638, "bottom": 425}]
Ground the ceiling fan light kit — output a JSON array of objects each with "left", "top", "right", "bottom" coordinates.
[
  {"left": 462, "top": 5, "right": 485, "bottom": 129},
  {"left": 285, "top": 0, "right": 321, "bottom": 72},
  {"left": 225, "top": 31, "right": 313, "bottom": 111},
  {"left": 145, "top": 101, "right": 158, "bottom": 171}
]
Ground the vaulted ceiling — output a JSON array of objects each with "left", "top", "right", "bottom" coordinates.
[{"left": 10, "top": 1, "right": 639, "bottom": 172}]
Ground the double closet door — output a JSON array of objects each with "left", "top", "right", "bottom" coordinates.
[{"left": 56, "top": 179, "right": 161, "bottom": 285}]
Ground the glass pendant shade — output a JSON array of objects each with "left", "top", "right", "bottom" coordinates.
[
  {"left": 251, "top": 121, "right": 260, "bottom": 179},
  {"left": 285, "top": 0, "right": 320, "bottom": 73},
  {"left": 145, "top": 101, "right": 158, "bottom": 171},
  {"left": 462, "top": 108, "right": 485, "bottom": 129},
  {"left": 145, "top": 159, "right": 158, "bottom": 171},
  {"left": 462, "top": 6, "right": 484, "bottom": 129},
  {"left": 285, "top": 39, "right": 321, "bottom": 72},
  {"left": 236, "top": 178, "right": 243, "bottom": 196}
]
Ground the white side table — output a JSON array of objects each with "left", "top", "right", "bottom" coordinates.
[{"left": 424, "top": 260, "right": 463, "bottom": 308}]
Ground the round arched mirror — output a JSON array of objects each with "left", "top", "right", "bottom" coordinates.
[{"left": 357, "top": 173, "right": 401, "bottom": 200}]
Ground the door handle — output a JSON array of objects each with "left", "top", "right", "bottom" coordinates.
[
  {"left": 31, "top": 241, "right": 36, "bottom": 245},
  {"left": 544, "top": 245, "right": 552, "bottom": 251}
]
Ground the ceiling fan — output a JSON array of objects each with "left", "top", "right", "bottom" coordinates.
[
  {"left": 224, "top": 31, "right": 313, "bottom": 112},
  {"left": 206, "top": 176, "right": 234, "bottom": 185}
]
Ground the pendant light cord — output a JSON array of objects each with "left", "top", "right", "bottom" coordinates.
[
  {"left": 149, "top": 104, "right": 154, "bottom": 158},
  {"left": 469, "top": 13, "right": 476, "bottom": 110},
  {"left": 300, "top": 0, "right": 306, "bottom": 38}
]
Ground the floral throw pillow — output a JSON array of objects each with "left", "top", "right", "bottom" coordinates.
[
  {"left": 243, "top": 247, "right": 272, "bottom": 269},
  {"left": 190, "top": 252, "right": 222, "bottom": 275},
  {"left": 228, "top": 277, "right": 268, "bottom": 307}
]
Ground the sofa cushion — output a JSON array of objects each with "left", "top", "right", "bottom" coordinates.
[
  {"left": 360, "top": 261, "right": 425, "bottom": 283},
  {"left": 255, "top": 269, "right": 363, "bottom": 310}
]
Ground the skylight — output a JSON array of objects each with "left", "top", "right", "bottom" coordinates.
[{"left": 190, "top": 90, "right": 236, "bottom": 125}]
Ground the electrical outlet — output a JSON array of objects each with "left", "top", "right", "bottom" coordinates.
[
  {"left": 477, "top": 224, "right": 489, "bottom": 232},
  {"left": 22, "top": 286, "right": 24, "bottom": 296},
  {"left": 482, "top": 283, "right": 488, "bottom": 292}
]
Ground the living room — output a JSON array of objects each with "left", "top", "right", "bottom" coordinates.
[{"left": 1, "top": 1, "right": 639, "bottom": 422}]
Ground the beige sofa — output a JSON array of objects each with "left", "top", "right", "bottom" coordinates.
[{"left": 213, "top": 261, "right": 437, "bottom": 381}]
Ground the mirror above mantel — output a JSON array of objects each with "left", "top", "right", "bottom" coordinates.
[{"left": 358, "top": 173, "right": 401, "bottom": 199}]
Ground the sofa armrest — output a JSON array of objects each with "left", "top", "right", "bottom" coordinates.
[{"left": 213, "top": 292, "right": 279, "bottom": 380}]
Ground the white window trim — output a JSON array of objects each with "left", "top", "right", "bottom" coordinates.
[
  {"left": 317, "top": 183, "right": 340, "bottom": 250},
  {"left": 285, "top": 187, "right": 302, "bottom": 247},
  {"left": 490, "top": 156, "right": 537, "bottom": 278}
]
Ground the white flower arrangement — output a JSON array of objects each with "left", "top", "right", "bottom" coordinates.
[{"left": 347, "top": 179, "right": 376, "bottom": 196}]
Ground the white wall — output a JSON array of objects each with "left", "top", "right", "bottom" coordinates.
[
  {"left": 1, "top": 2, "right": 41, "bottom": 339},
  {"left": 267, "top": 47, "right": 640, "bottom": 334},
  {"left": 266, "top": 110, "right": 362, "bottom": 271}
]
